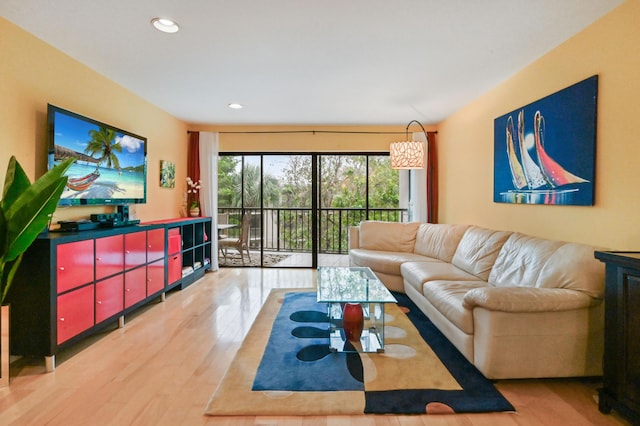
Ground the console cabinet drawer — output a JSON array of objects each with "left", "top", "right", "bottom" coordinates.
[
  {"left": 168, "top": 253, "right": 182, "bottom": 285},
  {"left": 168, "top": 233, "right": 181, "bottom": 256},
  {"left": 124, "top": 267, "right": 147, "bottom": 308},
  {"left": 95, "top": 234, "right": 124, "bottom": 280},
  {"left": 95, "top": 275, "right": 124, "bottom": 323},
  {"left": 124, "top": 231, "right": 147, "bottom": 269},
  {"left": 147, "top": 259, "right": 165, "bottom": 295},
  {"left": 56, "top": 240, "right": 94, "bottom": 293},
  {"left": 57, "top": 285, "right": 94, "bottom": 344},
  {"left": 147, "top": 228, "right": 165, "bottom": 262}
]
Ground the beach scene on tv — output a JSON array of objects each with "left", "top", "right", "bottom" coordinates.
[{"left": 50, "top": 110, "right": 146, "bottom": 204}]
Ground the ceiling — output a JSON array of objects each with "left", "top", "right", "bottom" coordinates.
[{"left": 0, "top": 0, "right": 624, "bottom": 126}]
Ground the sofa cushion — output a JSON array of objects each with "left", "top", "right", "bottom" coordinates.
[
  {"left": 401, "top": 261, "right": 482, "bottom": 293},
  {"left": 358, "top": 221, "right": 420, "bottom": 253},
  {"left": 349, "top": 248, "right": 431, "bottom": 276},
  {"left": 451, "top": 227, "right": 511, "bottom": 281},
  {"left": 488, "top": 233, "right": 564, "bottom": 287},
  {"left": 422, "top": 280, "right": 488, "bottom": 334},
  {"left": 536, "top": 243, "right": 605, "bottom": 298},
  {"left": 413, "top": 223, "right": 469, "bottom": 262}
]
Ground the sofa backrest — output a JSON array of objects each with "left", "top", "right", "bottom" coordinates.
[
  {"left": 451, "top": 226, "right": 512, "bottom": 281},
  {"left": 536, "top": 243, "right": 604, "bottom": 299},
  {"left": 358, "top": 221, "right": 420, "bottom": 253},
  {"left": 413, "top": 223, "right": 469, "bottom": 262},
  {"left": 488, "top": 233, "right": 604, "bottom": 298},
  {"left": 489, "top": 233, "right": 563, "bottom": 287}
]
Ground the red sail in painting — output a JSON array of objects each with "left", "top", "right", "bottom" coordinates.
[{"left": 533, "top": 111, "right": 589, "bottom": 187}]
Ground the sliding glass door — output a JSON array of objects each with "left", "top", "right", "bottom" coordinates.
[{"left": 218, "top": 153, "right": 404, "bottom": 268}]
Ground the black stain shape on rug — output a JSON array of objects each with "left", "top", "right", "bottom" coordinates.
[
  {"left": 296, "top": 344, "right": 332, "bottom": 361},
  {"left": 290, "top": 309, "right": 364, "bottom": 383},
  {"left": 289, "top": 310, "right": 328, "bottom": 323},
  {"left": 343, "top": 340, "right": 364, "bottom": 383},
  {"left": 292, "top": 326, "right": 329, "bottom": 339}
]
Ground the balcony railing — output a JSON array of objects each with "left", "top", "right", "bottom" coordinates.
[{"left": 219, "top": 207, "right": 408, "bottom": 255}]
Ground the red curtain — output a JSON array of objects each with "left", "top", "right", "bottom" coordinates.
[
  {"left": 426, "top": 131, "right": 438, "bottom": 224},
  {"left": 187, "top": 131, "right": 200, "bottom": 211}
]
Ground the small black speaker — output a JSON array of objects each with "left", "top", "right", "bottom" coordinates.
[{"left": 117, "top": 205, "right": 129, "bottom": 222}]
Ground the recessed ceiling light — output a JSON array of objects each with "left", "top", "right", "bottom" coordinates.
[
  {"left": 151, "top": 18, "right": 179, "bottom": 33},
  {"left": 228, "top": 103, "right": 244, "bottom": 109}
]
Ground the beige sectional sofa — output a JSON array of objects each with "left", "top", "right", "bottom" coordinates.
[{"left": 348, "top": 221, "right": 605, "bottom": 380}]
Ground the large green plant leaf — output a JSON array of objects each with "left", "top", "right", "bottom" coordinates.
[
  {"left": 0, "top": 157, "right": 30, "bottom": 253},
  {"left": 2, "top": 157, "right": 73, "bottom": 262},
  {"left": 4, "top": 178, "right": 69, "bottom": 261},
  {"left": 1, "top": 157, "right": 31, "bottom": 210}
]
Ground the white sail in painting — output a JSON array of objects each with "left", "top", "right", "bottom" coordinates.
[
  {"left": 516, "top": 110, "right": 548, "bottom": 189},
  {"left": 505, "top": 116, "right": 527, "bottom": 189}
]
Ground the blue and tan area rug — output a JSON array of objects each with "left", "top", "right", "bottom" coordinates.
[{"left": 205, "top": 289, "right": 514, "bottom": 416}]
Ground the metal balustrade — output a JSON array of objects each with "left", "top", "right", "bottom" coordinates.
[{"left": 218, "top": 207, "right": 408, "bottom": 255}]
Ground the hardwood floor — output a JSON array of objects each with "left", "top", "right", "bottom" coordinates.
[{"left": 0, "top": 268, "right": 630, "bottom": 425}]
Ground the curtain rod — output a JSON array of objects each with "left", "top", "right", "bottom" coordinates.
[{"left": 187, "top": 130, "right": 436, "bottom": 135}]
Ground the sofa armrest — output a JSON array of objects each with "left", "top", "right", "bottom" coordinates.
[
  {"left": 349, "top": 226, "right": 360, "bottom": 250},
  {"left": 463, "top": 287, "right": 596, "bottom": 313}
]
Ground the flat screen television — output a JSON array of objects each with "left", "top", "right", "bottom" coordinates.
[{"left": 47, "top": 104, "right": 147, "bottom": 206}]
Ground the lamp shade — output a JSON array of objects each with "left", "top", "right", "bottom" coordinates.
[{"left": 390, "top": 140, "right": 425, "bottom": 169}]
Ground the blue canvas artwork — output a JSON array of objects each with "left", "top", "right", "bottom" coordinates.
[{"left": 493, "top": 75, "right": 597, "bottom": 205}]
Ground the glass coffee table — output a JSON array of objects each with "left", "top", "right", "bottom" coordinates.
[{"left": 317, "top": 266, "right": 397, "bottom": 353}]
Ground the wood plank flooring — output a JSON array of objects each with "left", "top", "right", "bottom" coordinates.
[{"left": 0, "top": 268, "right": 630, "bottom": 425}]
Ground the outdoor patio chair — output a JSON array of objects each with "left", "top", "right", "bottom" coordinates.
[
  {"left": 217, "top": 213, "right": 229, "bottom": 239},
  {"left": 218, "top": 213, "right": 252, "bottom": 265}
]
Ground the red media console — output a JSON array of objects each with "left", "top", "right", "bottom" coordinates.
[{"left": 9, "top": 217, "right": 212, "bottom": 371}]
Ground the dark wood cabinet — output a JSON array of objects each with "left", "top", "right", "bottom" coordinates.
[
  {"left": 594, "top": 251, "right": 640, "bottom": 425},
  {"left": 9, "top": 218, "right": 211, "bottom": 372}
]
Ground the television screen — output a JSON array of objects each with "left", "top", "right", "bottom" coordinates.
[{"left": 47, "top": 104, "right": 147, "bottom": 206}]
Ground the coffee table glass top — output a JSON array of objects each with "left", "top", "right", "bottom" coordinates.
[{"left": 317, "top": 266, "right": 397, "bottom": 304}]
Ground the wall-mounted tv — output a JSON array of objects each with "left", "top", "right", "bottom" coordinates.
[{"left": 47, "top": 104, "right": 147, "bottom": 206}]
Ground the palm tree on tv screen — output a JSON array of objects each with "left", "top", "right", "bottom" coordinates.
[{"left": 84, "top": 126, "right": 122, "bottom": 170}]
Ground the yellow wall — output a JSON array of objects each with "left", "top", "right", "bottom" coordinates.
[
  {"left": 0, "top": 17, "right": 188, "bottom": 223},
  {"left": 437, "top": 0, "right": 639, "bottom": 249}
]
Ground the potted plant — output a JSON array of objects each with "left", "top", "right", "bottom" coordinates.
[
  {"left": 186, "top": 176, "right": 201, "bottom": 217},
  {"left": 0, "top": 155, "right": 73, "bottom": 386}
]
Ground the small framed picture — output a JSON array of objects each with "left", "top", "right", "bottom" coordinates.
[{"left": 160, "top": 160, "right": 175, "bottom": 188}]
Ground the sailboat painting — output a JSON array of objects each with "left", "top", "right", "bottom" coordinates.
[{"left": 494, "top": 75, "right": 597, "bottom": 205}]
